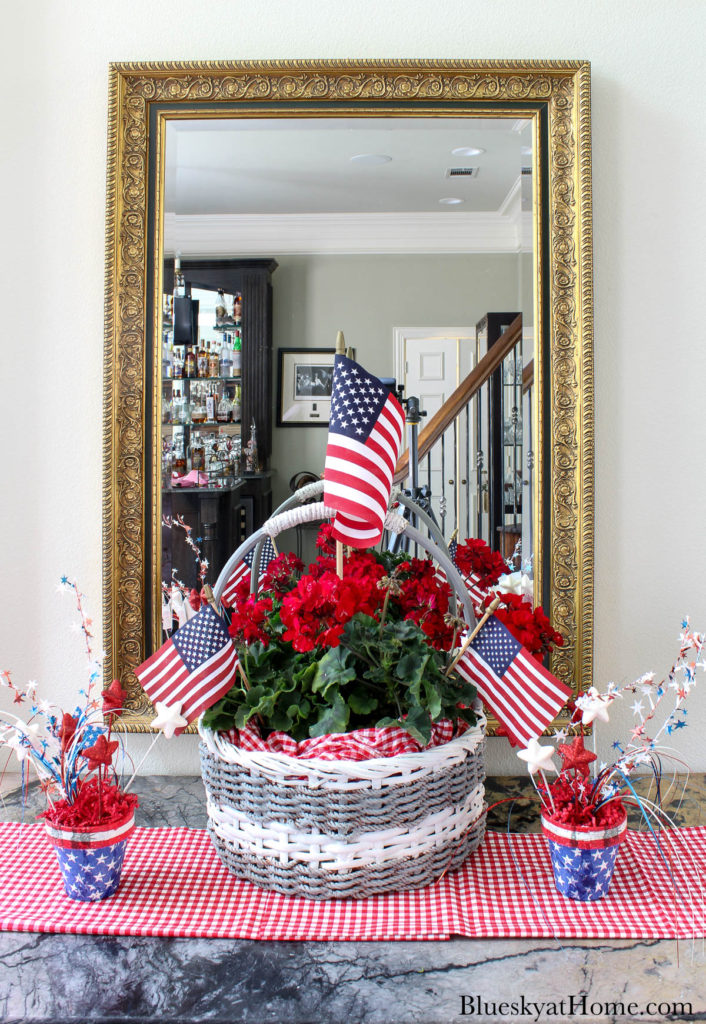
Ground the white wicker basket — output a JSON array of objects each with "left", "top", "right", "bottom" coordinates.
[{"left": 200, "top": 502, "right": 486, "bottom": 899}]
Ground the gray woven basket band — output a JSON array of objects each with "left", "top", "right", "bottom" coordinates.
[{"left": 200, "top": 739, "right": 485, "bottom": 837}]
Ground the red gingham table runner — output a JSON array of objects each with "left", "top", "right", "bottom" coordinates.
[{"left": 1, "top": 823, "right": 704, "bottom": 940}]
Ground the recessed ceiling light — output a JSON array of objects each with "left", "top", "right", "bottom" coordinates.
[
  {"left": 439, "top": 197, "right": 464, "bottom": 205},
  {"left": 349, "top": 153, "right": 392, "bottom": 165},
  {"left": 451, "top": 146, "right": 485, "bottom": 157}
]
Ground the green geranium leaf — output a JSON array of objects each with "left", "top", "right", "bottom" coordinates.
[
  {"left": 398, "top": 704, "right": 432, "bottom": 746},
  {"left": 309, "top": 693, "right": 350, "bottom": 737},
  {"left": 312, "top": 646, "right": 357, "bottom": 698},
  {"left": 422, "top": 678, "right": 443, "bottom": 721},
  {"left": 293, "top": 661, "right": 319, "bottom": 692},
  {"left": 348, "top": 688, "right": 379, "bottom": 715}
]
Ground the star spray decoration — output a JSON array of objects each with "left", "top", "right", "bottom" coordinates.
[
  {"left": 0, "top": 578, "right": 137, "bottom": 828},
  {"left": 516, "top": 619, "right": 706, "bottom": 830},
  {"left": 161, "top": 515, "right": 211, "bottom": 637}
]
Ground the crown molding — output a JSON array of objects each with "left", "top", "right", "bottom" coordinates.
[{"left": 163, "top": 209, "right": 528, "bottom": 257}]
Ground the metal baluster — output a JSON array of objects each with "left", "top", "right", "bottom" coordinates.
[
  {"left": 453, "top": 416, "right": 458, "bottom": 540},
  {"left": 465, "top": 402, "right": 471, "bottom": 541},
  {"left": 426, "top": 451, "right": 432, "bottom": 527},
  {"left": 440, "top": 432, "right": 446, "bottom": 538}
]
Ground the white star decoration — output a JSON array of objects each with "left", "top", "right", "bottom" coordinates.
[
  {"left": 580, "top": 697, "right": 611, "bottom": 725},
  {"left": 151, "top": 701, "right": 188, "bottom": 739},
  {"left": 516, "top": 738, "right": 557, "bottom": 775}
]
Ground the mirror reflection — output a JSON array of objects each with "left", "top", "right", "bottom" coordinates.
[{"left": 157, "top": 115, "right": 535, "bottom": 644}]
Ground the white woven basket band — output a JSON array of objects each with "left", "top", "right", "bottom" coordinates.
[
  {"left": 199, "top": 709, "right": 486, "bottom": 789},
  {"left": 206, "top": 783, "right": 484, "bottom": 871}
]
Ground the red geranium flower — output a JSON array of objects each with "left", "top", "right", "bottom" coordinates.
[
  {"left": 392, "top": 558, "right": 455, "bottom": 650},
  {"left": 454, "top": 538, "right": 506, "bottom": 589},
  {"left": 315, "top": 522, "right": 337, "bottom": 555},
  {"left": 228, "top": 595, "right": 274, "bottom": 647},
  {"left": 487, "top": 591, "right": 564, "bottom": 660},
  {"left": 260, "top": 552, "right": 304, "bottom": 596},
  {"left": 279, "top": 569, "right": 377, "bottom": 653}
]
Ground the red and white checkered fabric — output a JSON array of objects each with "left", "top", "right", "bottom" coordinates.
[
  {"left": 223, "top": 719, "right": 464, "bottom": 760},
  {"left": 1, "top": 823, "right": 704, "bottom": 940}
]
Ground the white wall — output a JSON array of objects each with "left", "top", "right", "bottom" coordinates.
[{"left": 1, "top": 0, "right": 705, "bottom": 778}]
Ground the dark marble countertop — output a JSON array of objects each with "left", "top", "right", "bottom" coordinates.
[{"left": 1, "top": 775, "right": 704, "bottom": 1024}]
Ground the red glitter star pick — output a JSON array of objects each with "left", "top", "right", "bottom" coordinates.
[
  {"left": 102, "top": 678, "right": 126, "bottom": 718},
  {"left": 557, "top": 734, "right": 597, "bottom": 776},
  {"left": 83, "top": 734, "right": 119, "bottom": 771},
  {"left": 58, "top": 712, "right": 78, "bottom": 753}
]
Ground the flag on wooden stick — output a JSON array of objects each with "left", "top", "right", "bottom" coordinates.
[
  {"left": 323, "top": 354, "right": 405, "bottom": 548},
  {"left": 454, "top": 614, "right": 571, "bottom": 747},
  {"left": 220, "top": 535, "right": 277, "bottom": 608},
  {"left": 135, "top": 604, "right": 237, "bottom": 735}
]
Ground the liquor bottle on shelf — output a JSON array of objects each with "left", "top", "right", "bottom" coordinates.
[
  {"left": 190, "top": 432, "right": 205, "bottom": 474},
  {"left": 163, "top": 293, "right": 173, "bottom": 326},
  {"left": 162, "top": 394, "right": 172, "bottom": 424},
  {"left": 170, "top": 390, "right": 179, "bottom": 425},
  {"left": 162, "top": 333, "right": 172, "bottom": 379},
  {"left": 191, "top": 391, "right": 207, "bottom": 424},
  {"left": 197, "top": 338, "right": 209, "bottom": 379},
  {"left": 173, "top": 346, "right": 184, "bottom": 379},
  {"left": 233, "top": 292, "right": 242, "bottom": 323},
  {"left": 205, "top": 389, "right": 216, "bottom": 423},
  {"left": 244, "top": 418, "right": 258, "bottom": 473},
  {"left": 233, "top": 330, "right": 242, "bottom": 373},
  {"left": 216, "top": 391, "right": 232, "bottom": 423},
  {"left": 173, "top": 257, "right": 185, "bottom": 300},
  {"left": 208, "top": 442, "right": 223, "bottom": 486},
  {"left": 184, "top": 347, "right": 197, "bottom": 378},
  {"left": 173, "top": 434, "right": 186, "bottom": 478},
  {"left": 215, "top": 289, "right": 228, "bottom": 326},
  {"left": 232, "top": 382, "right": 242, "bottom": 422},
  {"left": 208, "top": 342, "right": 220, "bottom": 378},
  {"left": 219, "top": 333, "right": 233, "bottom": 377}
]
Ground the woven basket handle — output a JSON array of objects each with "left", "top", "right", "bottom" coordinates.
[{"left": 213, "top": 501, "right": 477, "bottom": 625}]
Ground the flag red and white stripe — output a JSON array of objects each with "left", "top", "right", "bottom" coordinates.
[
  {"left": 220, "top": 536, "right": 277, "bottom": 608},
  {"left": 455, "top": 614, "right": 571, "bottom": 747},
  {"left": 448, "top": 540, "right": 488, "bottom": 608},
  {"left": 323, "top": 354, "right": 405, "bottom": 548},
  {"left": 136, "top": 605, "right": 237, "bottom": 734}
]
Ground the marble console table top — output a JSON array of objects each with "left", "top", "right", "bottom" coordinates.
[{"left": 1, "top": 775, "right": 704, "bottom": 1024}]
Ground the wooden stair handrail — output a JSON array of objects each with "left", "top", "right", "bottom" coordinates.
[
  {"left": 393, "top": 314, "right": 523, "bottom": 484},
  {"left": 522, "top": 358, "right": 534, "bottom": 394}
]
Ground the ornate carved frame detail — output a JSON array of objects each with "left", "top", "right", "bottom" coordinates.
[{"left": 103, "top": 59, "right": 594, "bottom": 729}]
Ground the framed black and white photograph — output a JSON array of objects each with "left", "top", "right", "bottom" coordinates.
[{"left": 277, "top": 348, "right": 336, "bottom": 426}]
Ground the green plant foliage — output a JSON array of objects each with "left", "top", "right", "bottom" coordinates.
[{"left": 202, "top": 612, "right": 477, "bottom": 744}]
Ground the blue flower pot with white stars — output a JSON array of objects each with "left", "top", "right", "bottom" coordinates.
[
  {"left": 541, "top": 807, "right": 627, "bottom": 901},
  {"left": 45, "top": 812, "right": 136, "bottom": 902}
]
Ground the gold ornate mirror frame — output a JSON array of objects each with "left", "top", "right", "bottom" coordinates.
[{"left": 103, "top": 59, "right": 594, "bottom": 729}]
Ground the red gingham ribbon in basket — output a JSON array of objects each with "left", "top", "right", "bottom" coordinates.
[{"left": 222, "top": 719, "right": 467, "bottom": 760}]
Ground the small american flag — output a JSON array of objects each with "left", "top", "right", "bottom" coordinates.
[
  {"left": 448, "top": 539, "right": 488, "bottom": 608},
  {"left": 455, "top": 615, "right": 571, "bottom": 747},
  {"left": 220, "top": 536, "right": 277, "bottom": 608},
  {"left": 135, "top": 605, "right": 237, "bottom": 733},
  {"left": 323, "top": 355, "right": 405, "bottom": 548}
]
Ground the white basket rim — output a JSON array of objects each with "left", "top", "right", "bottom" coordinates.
[{"left": 198, "top": 707, "right": 485, "bottom": 780}]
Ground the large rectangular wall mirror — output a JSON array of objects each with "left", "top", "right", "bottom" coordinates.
[{"left": 104, "top": 60, "right": 594, "bottom": 729}]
